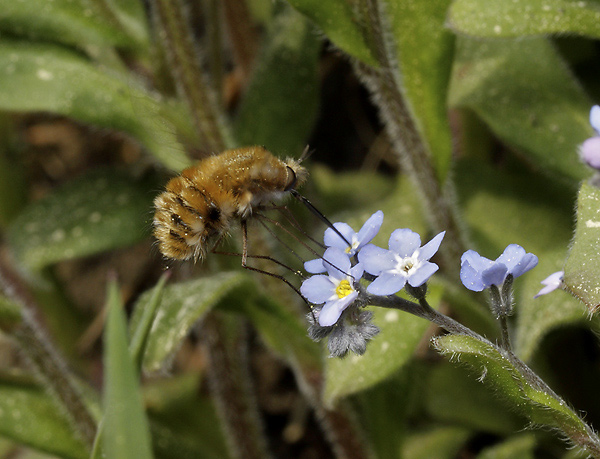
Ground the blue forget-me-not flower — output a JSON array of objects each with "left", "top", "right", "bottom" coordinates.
[
  {"left": 304, "top": 210, "right": 383, "bottom": 274},
  {"left": 460, "top": 244, "right": 538, "bottom": 292},
  {"left": 300, "top": 247, "right": 364, "bottom": 327},
  {"left": 359, "top": 229, "right": 445, "bottom": 296}
]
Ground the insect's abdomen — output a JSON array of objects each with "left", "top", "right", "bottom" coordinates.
[{"left": 153, "top": 146, "right": 306, "bottom": 261}]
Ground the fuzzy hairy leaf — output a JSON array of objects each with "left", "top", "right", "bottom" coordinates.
[
  {"left": 0, "top": 375, "right": 89, "bottom": 459},
  {"left": 0, "top": 40, "right": 192, "bottom": 171},
  {"left": 564, "top": 182, "right": 600, "bottom": 312},
  {"left": 130, "top": 273, "right": 253, "bottom": 373},
  {"left": 433, "top": 334, "right": 594, "bottom": 447},
  {"left": 449, "top": 36, "right": 591, "bottom": 182},
  {"left": 382, "top": 0, "right": 455, "bottom": 182},
  {"left": 448, "top": 0, "right": 600, "bottom": 39},
  {"left": 234, "top": 5, "right": 320, "bottom": 156},
  {"left": 0, "top": 0, "right": 148, "bottom": 50},
  {"left": 7, "top": 168, "right": 155, "bottom": 272},
  {"left": 285, "top": 0, "right": 377, "bottom": 65}
]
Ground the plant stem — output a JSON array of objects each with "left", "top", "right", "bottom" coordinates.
[
  {"left": 150, "top": 0, "right": 233, "bottom": 152},
  {"left": 0, "top": 262, "right": 96, "bottom": 448},
  {"left": 201, "top": 313, "right": 272, "bottom": 459},
  {"left": 498, "top": 315, "right": 512, "bottom": 351},
  {"left": 354, "top": 0, "right": 467, "bottom": 273}
]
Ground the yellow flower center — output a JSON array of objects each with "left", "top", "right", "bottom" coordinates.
[{"left": 336, "top": 280, "right": 353, "bottom": 299}]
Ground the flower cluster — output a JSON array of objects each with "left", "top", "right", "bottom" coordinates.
[
  {"left": 300, "top": 210, "right": 552, "bottom": 357},
  {"left": 300, "top": 211, "right": 446, "bottom": 357}
]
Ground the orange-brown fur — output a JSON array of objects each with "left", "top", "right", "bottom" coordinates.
[{"left": 153, "top": 146, "right": 307, "bottom": 260}]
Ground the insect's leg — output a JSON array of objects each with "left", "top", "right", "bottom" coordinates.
[{"left": 234, "top": 220, "right": 310, "bottom": 306}]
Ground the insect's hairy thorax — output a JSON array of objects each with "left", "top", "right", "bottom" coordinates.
[{"left": 153, "top": 146, "right": 306, "bottom": 261}]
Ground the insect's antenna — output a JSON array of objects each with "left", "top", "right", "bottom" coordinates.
[
  {"left": 298, "top": 145, "right": 314, "bottom": 163},
  {"left": 290, "top": 190, "right": 352, "bottom": 247}
]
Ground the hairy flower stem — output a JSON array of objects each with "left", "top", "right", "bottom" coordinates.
[
  {"left": 201, "top": 313, "right": 272, "bottom": 459},
  {"left": 0, "top": 262, "right": 96, "bottom": 448},
  {"left": 150, "top": 0, "right": 233, "bottom": 153},
  {"left": 364, "top": 289, "right": 600, "bottom": 457},
  {"left": 354, "top": 0, "right": 466, "bottom": 273}
]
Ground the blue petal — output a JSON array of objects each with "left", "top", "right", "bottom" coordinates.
[
  {"left": 319, "top": 292, "right": 358, "bottom": 326},
  {"left": 496, "top": 244, "right": 525, "bottom": 270},
  {"left": 366, "top": 272, "right": 406, "bottom": 295},
  {"left": 300, "top": 275, "right": 335, "bottom": 304},
  {"left": 481, "top": 264, "right": 508, "bottom": 287},
  {"left": 408, "top": 261, "right": 439, "bottom": 287},
  {"left": 324, "top": 223, "right": 355, "bottom": 250},
  {"left": 534, "top": 271, "right": 563, "bottom": 298},
  {"left": 591, "top": 105, "right": 600, "bottom": 133},
  {"left": 496, "top": 244, "right": 538, "bottom": 278},
  {"left": 461, "top": 250, "right": 494, "bottom": 273},
  {"left": 323, "top": 247, "right": 351, "bottom": 280},
  {"left": 356, "top": 210, "right": 384, "bottom": 249},
  {"left": 388, "top": 229, "right": 421, "bottom": 257},
  {"left": 509, "top": 253, "right": 538, "bottom": 278},
  {"left": 350, "top": 262, "right": 365, "bottom": 281},
  {"left": 460, "top": 258, "right": 485, "bottom": 291},
  {"left": 418, "top": 231, "right": 445, "bottom": 261},
  {"left": 304, "top": 258, "right": 326, "bottom": 274},
  {"left": 359, "top": 244, "right": 396, "bottom": 275}
]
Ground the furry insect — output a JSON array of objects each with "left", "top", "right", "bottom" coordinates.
[{"left": 153, "top": 146, "right": 309, "bottom": 262}]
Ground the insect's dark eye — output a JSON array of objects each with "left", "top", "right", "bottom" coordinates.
[
  {"left": 208, "top": 205, "right": 221, "bottom": 222},
  {"left": 284, "top": 166, "right": 297, "bottom": 191}
]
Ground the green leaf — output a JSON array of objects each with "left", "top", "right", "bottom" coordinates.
[
  {"left": 449, "top": 36, "right": 591, "bottom": 182},
  {"left": 356, "top": 368, "right": 417, "bottom": 459},
  {"left": 432, "top": 335, "right": 593, "bottom": 441},
  {"left": 130, "top": 272, "right": 252, "bottom": 373},
  {"left": 102, "top": 279, "right": 153, "bottom": 459},
  {"left": 0, "top": 40, "right": 192, "bottom": 171},
  {"left": 403, "top": 427, "right": 471, "bottom": 459},
  {"left": 476, "top": 434, "right": 537, "bottom": 459},
  {"left": 0, "top": 374, "right": 89, "bottom": 459},
  {"left": 456, "top": 158, "right": 575, "bottom": 256},
  {"left": 515, "top": 249, "right": 589, "bottom": 361},
  {"left": 7, "top": 168, "right": 155, "bottom": 272},
  {"left": 323, "top": 285, "right": 442, "bottom": 405},
  {"left": 0, "top": 0, "right": 148, "bottom": 50},
  {"left": 285, "top": 0, "right": 377, "bottom": 65},
  {"left": 564, "top": 182, "right": 600, "bottom": 312},
  {"left": 382, "top": 0, "right": 455, "bottom": 182},
  {"left": 129, "top": 272, "right": 170, "bottom": 371},
  {"left": 423, "top": 361, "right": 524, "bottom": 434},
  {"left": 448, "top": 0, "right": 600, "bottom": 39},
  {"left": 232, "top": 294, "right": 320, "bottom": 367},
  {"left": 104, "top": 0, "right": 150, "bottom": 47},
  {"left": 234, "top": 5, "right": 320, "bottom": 155}
]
